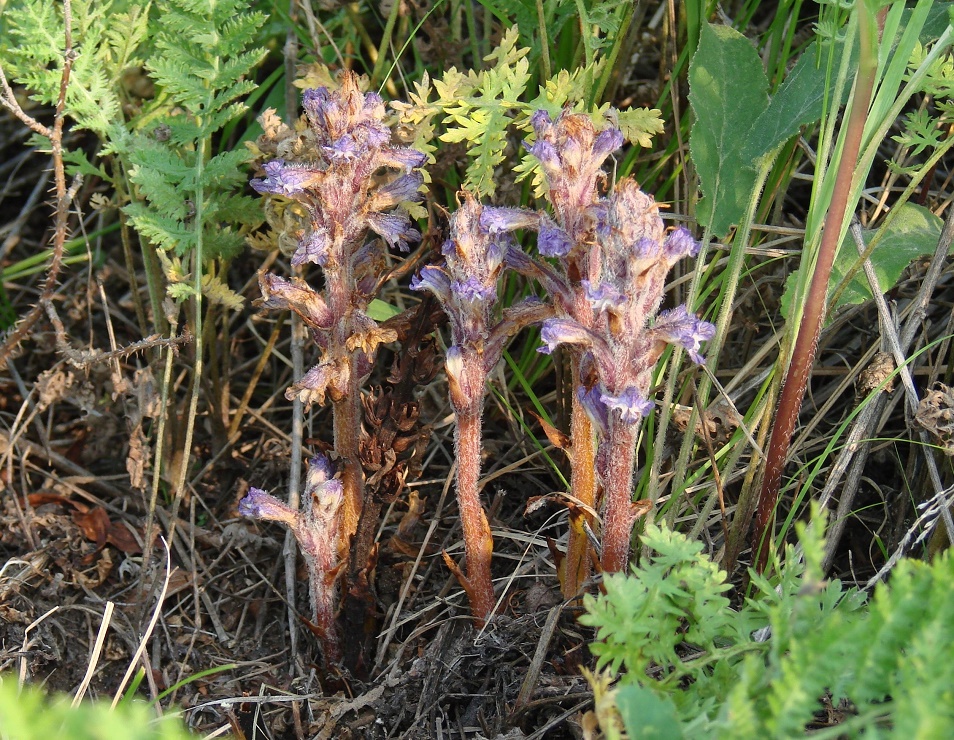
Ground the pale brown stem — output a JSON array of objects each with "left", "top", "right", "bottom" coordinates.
[
  {"left": 327, "top": 233, "right": 366, "bottom": 551},
  {"left": 333, "top": 370, "right": 364, "bottom": 547},
  {"left": 307, "top": 557, "right": 342, "bottom": 665}
]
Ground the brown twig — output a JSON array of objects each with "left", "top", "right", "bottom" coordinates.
[{"left": 0, "top": 0, "right": 77, "bottom": 366}]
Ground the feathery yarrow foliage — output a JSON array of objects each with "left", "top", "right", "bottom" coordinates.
[
  {"left": 582, "top": 512, "right": 954, "bottom": 738},
  {"left": 391, "top": 27, "right": 663, "bottom": 198},
  {"left": 0, "top": 679, "right": 194, "bottom": 740}
]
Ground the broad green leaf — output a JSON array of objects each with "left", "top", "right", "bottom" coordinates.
[
  {"left": 829, "top": 203, "right": 943, "bottom": 312},
  {"left": 688, "top": 23, "right": 770, "bottom": 238},
  {"left": 741, "top": 37, "right": 848, "bottom": 164},
  {"left": 367, "top": 299, "right": 400, "bottom": 321}
]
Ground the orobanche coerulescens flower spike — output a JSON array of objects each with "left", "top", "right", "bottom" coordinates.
[
  {"left": 537, "top": 178, "right": 715, "bottom": 572},
  {"left": 239, "top": 455, "right": 345, "bottom": 663},
  {"left": 244, "top": 71, "right": 426, "bottom": 663},
  {"left": 410, "top": 193, "right": 550, "bottom": 625},
  {"left": 520, "top": 109, "right": 624, "bottom": 597}
]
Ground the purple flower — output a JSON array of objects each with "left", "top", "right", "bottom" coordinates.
[
  {"left": 538, "top": 216, "right": 573, "bottom": 258},
  {"left": 250, "top": 160, "right": 321, "bottom": 197},
  {"left": 369, "top": 171, "right": 425, "bottom": 210},
  {"left": 379, "top": 147, "right": 428, "bottom": 170},
  {"left": 452, "top": 276, "right": 496, "bottom": 303},
  {"left": 258, "top": 273, "right": 334, "bottom": 329},
  {"left": 652, "top": 305, "right": 716, "bottom": 364},
  {"left": 293, "top": 228, "right": 332, "bottom": 267},
  {"left": 632, "top": 236, "right": 663, "bottom": 261},
  {"left": 479, "top": 206, "right": 538, "bottom": 234},
  {"left": 368, "top": 211, "right": 421, "bottom": 252},
  {"left": 663, "top": 227, "right": 700, "bottom": 262},
  {"left": 526, "top": 138, "right": 560, "bottom": 175},
  {"left": 304, "top": 455, "right": 345, "bottom": 523},
  {"left": 600, "top": 387, "right": 654, "bottom": 425},
  {"left": 577, "top": 385, "right": 609, "bottom": 433},
  {"left": 409, "top": 265, "right": 452, "bottom": 303},
  {"left": 593, "top": 127, "right": 625, "bottom": 162},
  {"left": 530, "top": 108, "right": 553, "bottom": 132},
  {"left": 583, "top": 280, "right": 626, "bottom": 314},
  {"left": 289, "top": 362, "right": 338, "bottom": 407},
  {"left": 307, "top": 454, "right": 336, "bottom": 485},
  {"left": 538, "top": 318, "right": 599, "bottom": 355},
  {"left": 239, "top": 487, "right": 298, "bottom": 527}
]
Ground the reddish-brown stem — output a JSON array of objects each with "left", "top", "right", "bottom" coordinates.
[
  {"left": 454, "top": 402, "right": 495, "bottom": 624},
  {"left": 600, "top": 420, "right": 640, "bottom": 573},
  {"left": 333, "top": 369, "right": 364, "bottom": 546},
  {"left": 752, "top": 6, "right": 878, "bottom": 572},
  {"left": 327, "top": 234, "right": 366, "bottom": 548},
  {"left": 308, "top": 559, "right": 343, "bottom": 665},
  {"left": 561, "top": 377, "right": 596, "bottom": 597},
  {"left": 0, "top": 0, "right": 74, "bottom": 366}
]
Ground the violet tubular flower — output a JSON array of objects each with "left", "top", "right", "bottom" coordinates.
[
  {"left": 239, "top": 455, "right": 345, "bottom": 664},
  {"left": 410, "top": 193, "right": 550, "bottom": 625},
  {"left": 537, "top": 178, "right": 714, "bottom": 573}
]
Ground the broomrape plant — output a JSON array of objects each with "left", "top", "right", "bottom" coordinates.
[
  {"left": 511, "top": 111, "right": 713, "bottom": 580},
  {"left": 241, "top": 71, "right": 425, "bottom": 661},
  {"left": 535, "top": 178, "right": 714, "bottom": 572},
  {"left": 523, "top": 109, "right": 625, "bottom": 596},
  {"left": 410, "top": 194, "right": 550, "bottom": 624},
  {"left": 242, "top": 71, "right": 712, "bottom": 634},
  {"left": 411, "top": 116, "right": 713, "bottom": 621}
]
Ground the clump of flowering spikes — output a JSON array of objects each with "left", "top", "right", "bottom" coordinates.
[
  {"left": 239, "top": 455, "right": 344, "bottom": 664},
  {"left": 522, "top": 109, "right": 624, "bottom": 597},
  {"left": 537, "top": 178, "right": 715, "bottom": 572},
  {"left": 249, "top": 70, "right": 425, "bottom": 573},
  {"left": 410, "top": 193, "right": 550, "bottom": 625}
]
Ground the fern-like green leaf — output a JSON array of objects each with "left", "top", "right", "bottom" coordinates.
[{"left": 584, "top": 514, "right": 954, "bottom": 737}]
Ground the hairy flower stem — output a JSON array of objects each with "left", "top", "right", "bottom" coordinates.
[
  {"left": 452, "top": 399, "right": 496, "bottom": 625},
  {"left": 562, "top": 378, "right": 597, "bottom": 596},
  {"left": 308, "top": 551, "right": 343, "bottom": 665},
  {"left": 332, "top": 364, "right": 365, "bottom": 542},
  {"left": 239, "top": 455, "right": 345, "bottom": 666},
  {"left": 600, "top": 421, "right": 640, "bottom": 573}
]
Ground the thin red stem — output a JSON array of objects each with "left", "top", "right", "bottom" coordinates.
[{"left": 752, "top": 6, "right": 878, "bottom": 572}]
